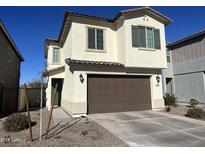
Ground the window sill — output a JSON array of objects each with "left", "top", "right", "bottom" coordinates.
[
  {"left": 138, "top": 48, "right": 156, "bottom": 51},
  {"left": 85, "top": 49, "right": 107, "bottom": 53},
  {"left": 51, "top": 63, "right": 61, "bottom": 65}
]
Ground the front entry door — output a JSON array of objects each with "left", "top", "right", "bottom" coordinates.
[{"left": 51, "top": 78, "right": 64, "bottom": 106}]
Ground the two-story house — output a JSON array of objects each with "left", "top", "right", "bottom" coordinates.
[
  {"left": 162, "top": 29, "right": 205, "bottom": 104},
  {"left": 0, "top": 21, "right": 24, "bottom": 113},
  {"left": 43, "top": 7, "right": 172, "bottom": 116}
]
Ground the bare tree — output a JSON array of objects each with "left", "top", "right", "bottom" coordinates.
[{"left": 27, "top": 78, "right": 47, "bottom": 88}]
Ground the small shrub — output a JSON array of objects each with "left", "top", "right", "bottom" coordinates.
[
  {"left": 163, "top": 93, "right": 177, "bottom": 106},
  {"left": 81, "top": 130, "right": 89, "bottom": 136},
  {"left": 3, "top": 113, "right": 29, "bottom": 132},
  {"left": 189, "top": 99, "right": 199, "bottom": 109},
  {"left": 185, "top": 108, "right": 205, "bottom": 119},
  {"left": 166, "top": 106, "right": 171, "bottom": 112}
]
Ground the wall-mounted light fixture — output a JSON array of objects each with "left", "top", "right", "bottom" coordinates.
[
  {"left": 156, "top": 75, "right": 160, "bottom": 84},
  {"left": 79, "top": 73, "right": 84, "bottom": 83}
]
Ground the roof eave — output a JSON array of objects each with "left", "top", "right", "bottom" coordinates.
[
  {"left": 42, "top": 66, "right": 65, "bottom": 77},
  {"left": 44, "top": 40, "right": 48, "bottom": 58},
  {"left": 167, "top": 30, "right": 205, "bottom": 47},
  {"left": 118, "top": 6, "right": 172, "bottom": 25},
  {"left": 45, "top": 7, "right": 172, "bottom": 58},
  {"left": 65, "top": 58, "right": 124, "bottom": 67},
  {"left": 44, "top": 39, "right": 60, "bottom": 58},
  {"left": 65, "top": 11, "right": 114, "bottom": 23}
]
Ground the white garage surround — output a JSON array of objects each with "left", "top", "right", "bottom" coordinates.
[{"left": 55, "top": 69, "right": 165, "bottom": 117}]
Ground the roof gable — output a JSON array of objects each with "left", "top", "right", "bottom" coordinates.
[
  {"left": 45, "top": 7, "right": 172, "bottom": 58},
  {"left": 115, "top": 7, "right": 172, "bottom": 24}
]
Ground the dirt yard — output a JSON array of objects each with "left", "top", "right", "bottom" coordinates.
[{"left": 0, "top": 108, "right": 127, "bottom": 147}]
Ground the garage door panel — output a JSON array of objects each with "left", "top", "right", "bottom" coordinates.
[{"left": 88, "top": 75, "right": 151, "bottom": 114}]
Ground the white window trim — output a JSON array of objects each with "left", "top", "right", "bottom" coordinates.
[
  {"left": 86, "top": 26, "right": 106, "bottom": 53},
  {"left": 52, "top": 47, "right": 61, "bottom": 65},
  {"left": 138, "top": 48, "right": 156, "bottom": 52},
  {"left": 145, "top": 27, "right": 155, "bottom": 49}
]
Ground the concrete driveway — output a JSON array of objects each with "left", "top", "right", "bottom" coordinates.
[{"left": 88, "top": 111, "right": 205, "bottom": 147}]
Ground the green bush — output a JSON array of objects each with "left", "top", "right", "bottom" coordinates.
[
  {"left": 3, "top": 113, "right": 29, "bottom": 132},
  {"left": 185, "top": 108, "right": 205, "bottom": 119},
  {"left": 163, "top": 93, "right": 177, "bottom": 106},
  {"left": 189, "top": 99, "right": 199, "bottom": 109}
]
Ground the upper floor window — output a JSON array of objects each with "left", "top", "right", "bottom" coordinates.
[
  {"left": 87, "top": 27, "right": 104, "bottom": 51},
  {"left": 166, "top": 49, "right": 171, "bottom": 63},
  {"left": 53, "top": 48, "right": 60, "bottom": 64},
  {"left": 132, "top": 26, "right": 161, "bottom": 49}
]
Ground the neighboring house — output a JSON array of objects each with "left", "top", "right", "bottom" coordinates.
[
  {"left": 0, "top": 21, "right": 24, "bottom": 113},
  {"left": 162, "top": 29, "right": 205, "bottom": 104},
  {"left": 43, "top": 7, "right": 172, "bottom": 116},
  {"left": 162, "top": 46, "right": 175, "bottom": 95}
]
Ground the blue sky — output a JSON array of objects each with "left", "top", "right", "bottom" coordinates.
[{"left": 0, "top": 6, "right": 205, "bottom": 84}]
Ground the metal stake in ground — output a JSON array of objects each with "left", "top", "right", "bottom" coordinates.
[
  {"left": 24, "top": 83, "right": 33, "bottom": 142},
  {"left": 45, "top": 83, "right": 58, "bottom": 139}
]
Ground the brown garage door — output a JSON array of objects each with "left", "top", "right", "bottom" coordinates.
[{"left": 87, "top": 75, "right": 152, "bottom": 114}]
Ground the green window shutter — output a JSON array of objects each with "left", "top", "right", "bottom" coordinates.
[
  {"left": 97, "top": 29, "right": 104, "bottom": 50},
  {"left": 154, "top": 29, "right": 161, "bottom": 49},
  {"left": 132, "top": 26, "right": 139, "bottom": 47},
  {"left": 53, "top": 48, "right": 59, "bottom": 63},
  {"left": 88, "top": 28, "right": 96, "bottom": 49},
  {"left": 132, "top": 26, "right": 146, "bottom": 48}
]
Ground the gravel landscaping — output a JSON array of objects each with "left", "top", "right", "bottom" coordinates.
[
  {"left": 0, "top": 108, "right": 127, "bottom": 147},
  {"left": 161, "top": 102, "right": 205, "bottom": 120}
]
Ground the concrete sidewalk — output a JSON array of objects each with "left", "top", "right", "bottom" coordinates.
[{"left": 52, "top": 108, "right": 72, "bottom": 125}]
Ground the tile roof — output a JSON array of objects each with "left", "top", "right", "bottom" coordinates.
[
  {"left": 42, "top": 66, "right": 65, "bottom": 77},
  {"left": 45, "top": 7, "right": 172, "bottom": 58},
  {"left": 65, "top": 58, "right": 124, "bottom": 66}
]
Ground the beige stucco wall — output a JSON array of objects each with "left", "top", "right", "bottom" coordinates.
[
  {"left": 60, "top": 68, "right": 164, "bottom": 116},
  {"left": 124, "top": 15, "right": 167, "bottom": 68},
  {"left": 116, "top": 16, "right": 126, "bottom": 64},
  {"left": 150, "top": 75, "right": 164, "bottom": 109},
  {"left": 46, "top": 71, "right": 65, "bottom": 108},
  {"left": 62, "top": 25, "right": 72, "bottom": 60},
  {"left": 46, "top": 43, "right": 66, "bottom": 109},
  {"left": 61, "top": 65, "right": 74, "bottom": 109},
  {"left": 46, "top": 14, "right": 167, "bottom": 70},
  {"left": 70, "top": 22, "right": 118, "bottom": 62},
  {"left": 47, "top": 45, "right": 64, "bottom": 70},
  {"left": 61, "top": 14, "right": 167, "bottom": 68},
  {"left": 45, "top": 13, "right": 167, "bottom": 116}
]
